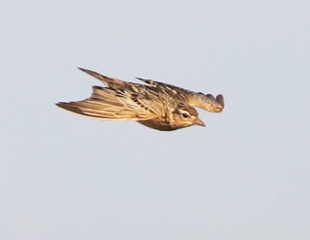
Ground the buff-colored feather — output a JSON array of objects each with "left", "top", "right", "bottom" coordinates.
[{"left": 56, "top": 68, "right": 224, "bottom": 131}]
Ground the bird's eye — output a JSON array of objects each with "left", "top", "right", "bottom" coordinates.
[{"left": 182, "top": 113, "right": 189, "bottom": 118}]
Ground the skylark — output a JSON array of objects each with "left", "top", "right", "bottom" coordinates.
[{"left": 56, "top": 68, "right": 224, "bottom": 131}]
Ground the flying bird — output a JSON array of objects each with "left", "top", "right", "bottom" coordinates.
[{"left": 56, "top": 68, "right": 224, "bottom": 131}]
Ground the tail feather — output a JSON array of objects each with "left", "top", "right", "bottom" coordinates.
[{"left": 78, "top": 67, "right": 126, "bottom": 88}]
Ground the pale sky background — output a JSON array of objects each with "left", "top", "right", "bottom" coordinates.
[{"left": 1, "top": 1, "right": 309, "bottom": 239}]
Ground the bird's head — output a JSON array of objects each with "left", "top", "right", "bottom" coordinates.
[{"left": 172, "top": 103, "right": 205, "bottom": 129}]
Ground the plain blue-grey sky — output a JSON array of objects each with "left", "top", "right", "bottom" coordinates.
[{"left": 1, "top": 1, "right": 309, "bottom": 239}]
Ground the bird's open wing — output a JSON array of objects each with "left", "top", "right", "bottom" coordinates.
[
  {"left": 56, "top": 86, "right": 159, "bottom": 121},
  {"left": 136, "top": 77, "right": 224, "bottom": 113},
  {"left": 79, "top": 68, "right": 224, "bottom": 113},
  {"left": 186, "top": 93, "right": 224, "bottom": 113}
]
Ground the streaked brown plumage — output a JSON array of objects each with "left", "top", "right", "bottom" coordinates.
[{"left": 56, "top": 68, "right": 224, "bottom": 131}]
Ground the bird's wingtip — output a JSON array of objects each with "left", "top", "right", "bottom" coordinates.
[{"left": 216, "top": 94, "right": 224, "bottom": 108}]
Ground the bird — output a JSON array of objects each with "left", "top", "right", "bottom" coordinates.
[{"left": 56, "top": 68, "right": 224, "bottom": 131}]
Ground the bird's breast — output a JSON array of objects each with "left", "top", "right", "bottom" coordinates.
[{"left": 137, "top": 118, "right": 177, "bottom": 131}]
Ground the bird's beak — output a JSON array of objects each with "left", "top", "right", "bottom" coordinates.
[{"left": 195, "top": 118, "right": 206, "bottom": 127}]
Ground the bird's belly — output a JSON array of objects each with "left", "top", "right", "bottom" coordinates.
[{"left": 137, "top": 119, "right": 178, "bottom": 131}]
